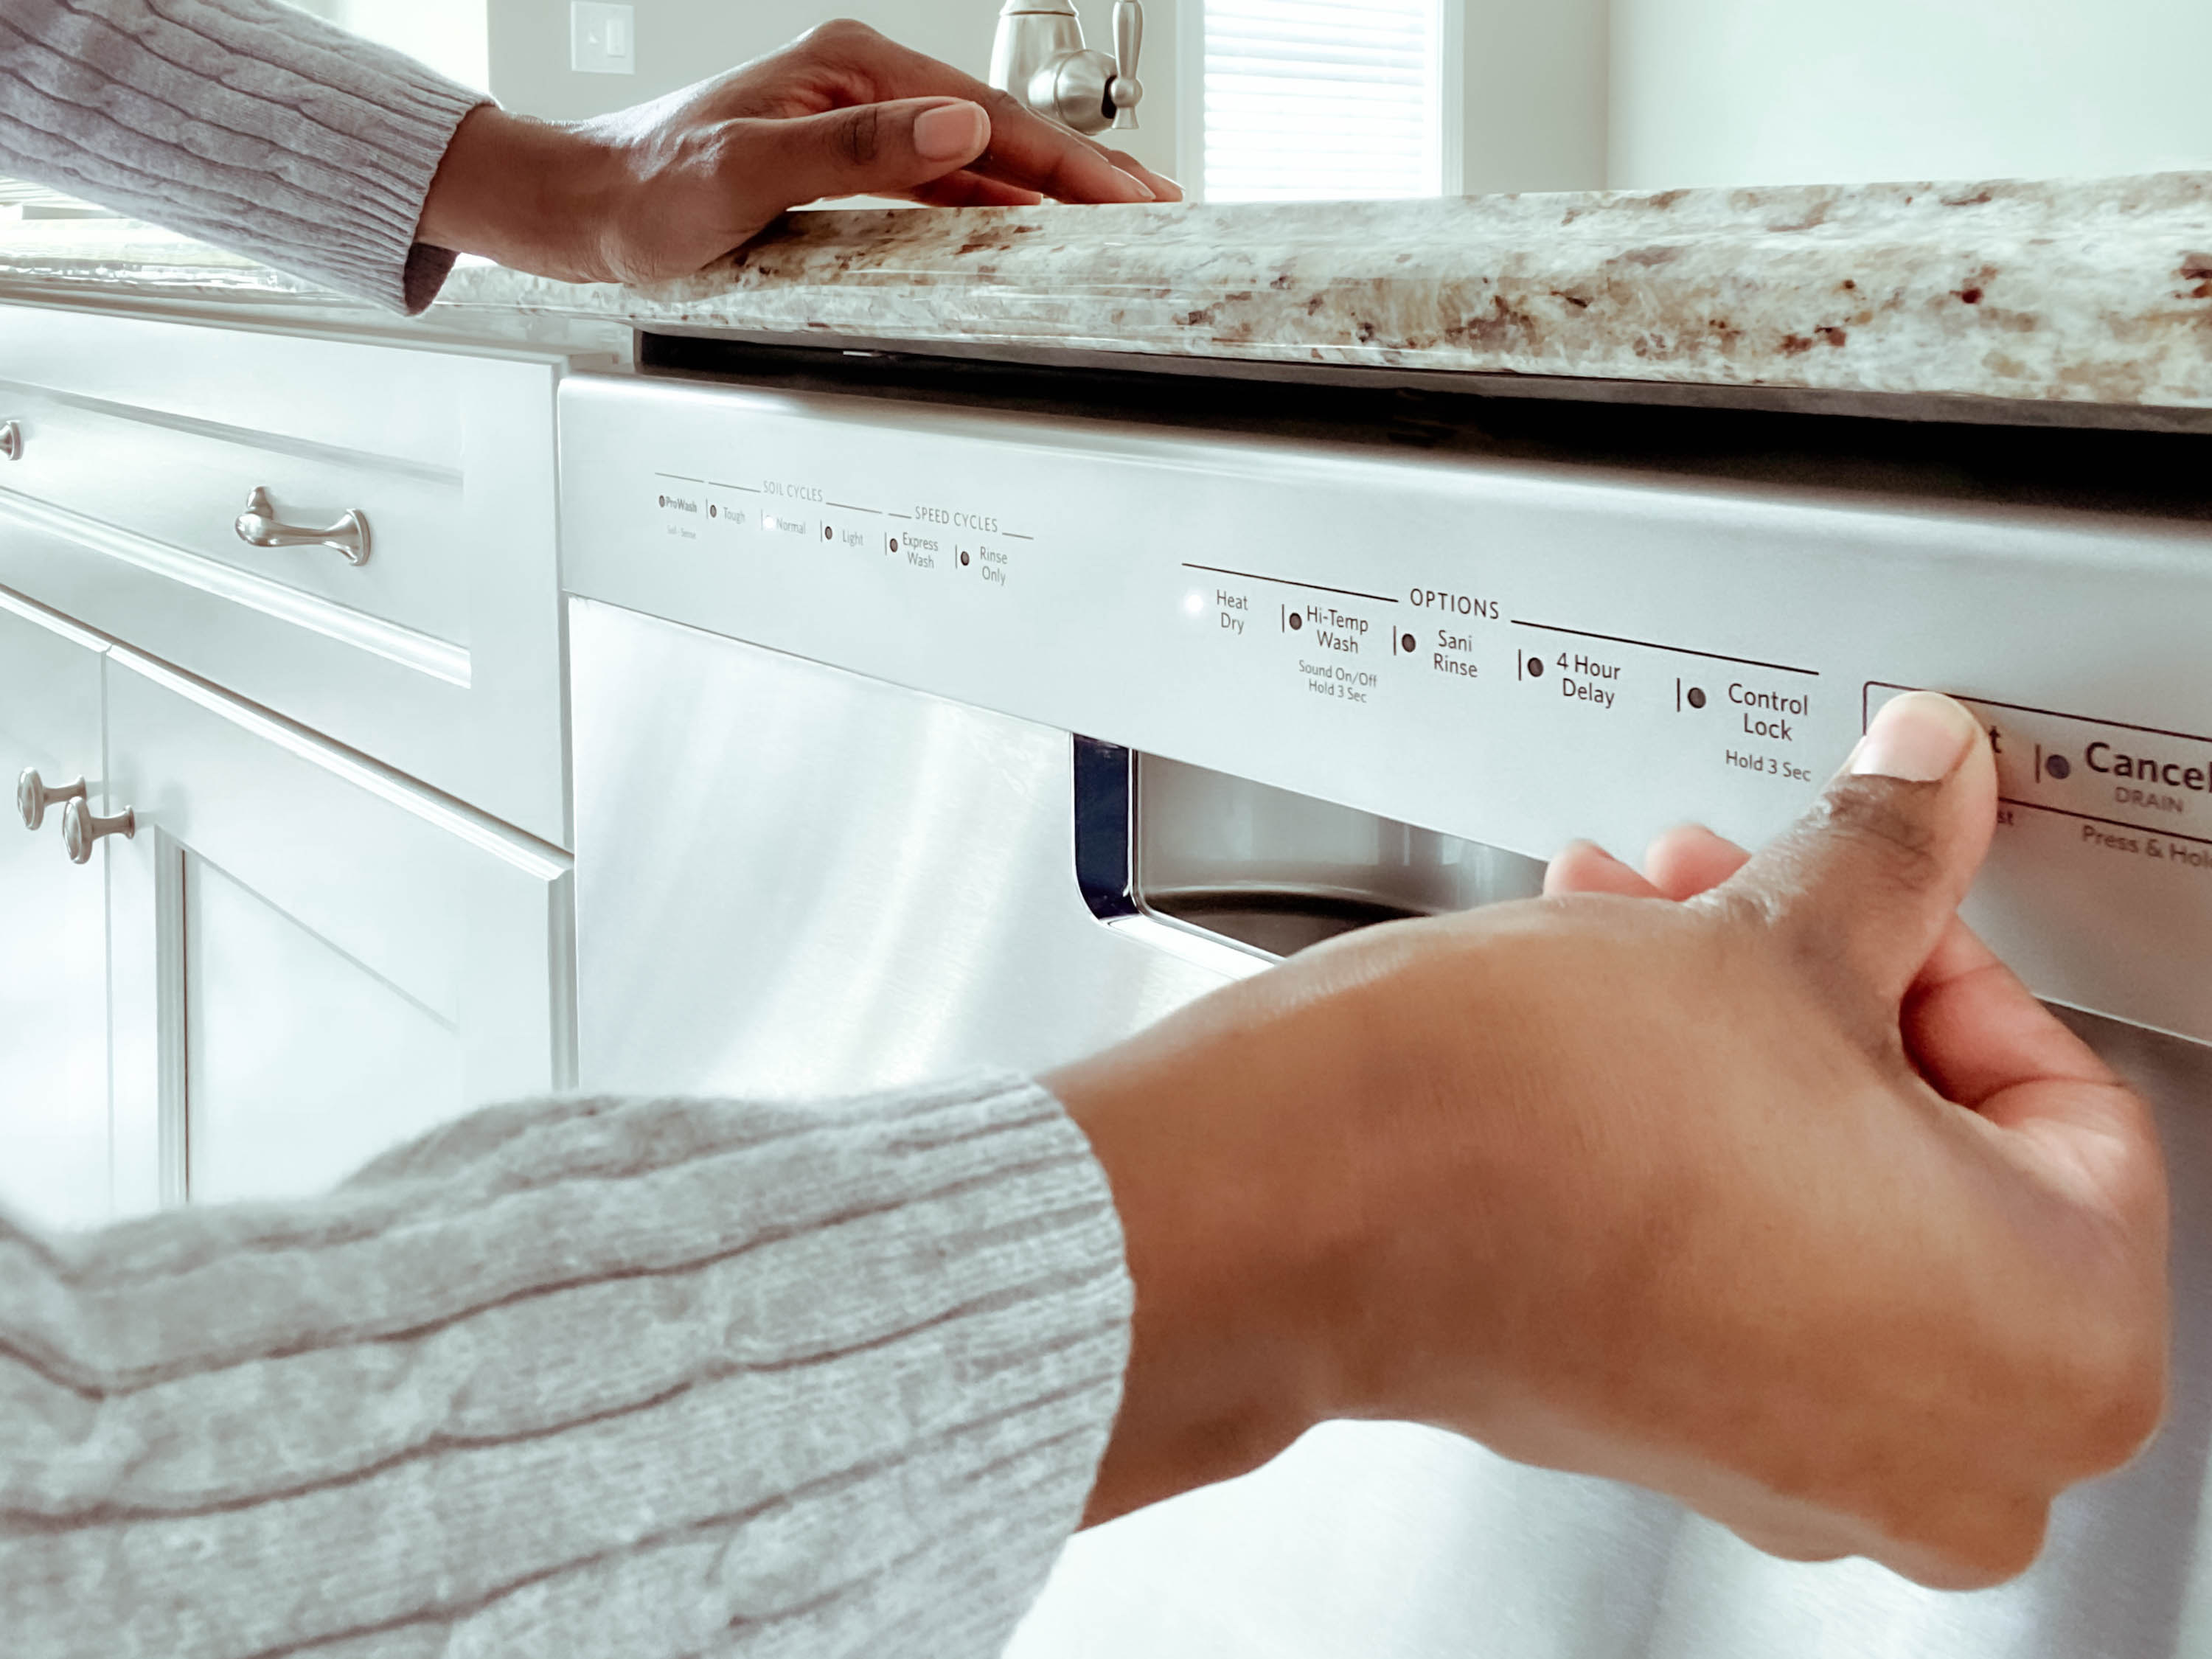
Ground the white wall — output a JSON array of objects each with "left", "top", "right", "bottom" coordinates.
[
  {"left": 1459, "top": 0, "right": 1608, "bottom": 195},
  {"left": 485, "top": 0, "right": 1180, "bottom": 184},
  {"left": 1610, "top": 0, "right": 2212, "bottom": 189},
  {"left": 293, "top": 0, "right": 490, "bottom": 90}
]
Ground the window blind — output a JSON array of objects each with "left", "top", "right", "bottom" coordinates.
[{"left": 1201, "top": 0, "right": 1447, "bottom": 202}]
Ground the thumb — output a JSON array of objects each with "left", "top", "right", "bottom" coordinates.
[
  {"left": 758, "top": 98, "right": 991, "bottom": 205},
  {"left": 1716, "top": 692, "right": 1998, "bottom": 1004}
]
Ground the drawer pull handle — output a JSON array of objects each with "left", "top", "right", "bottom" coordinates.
[
  {"left": 16, "top": 768, "right": 87, "bottom": 832},
  {"left": 0, "top": 420, "right": 20, "bottom": 461},
  {"left": 234, "top": 486, "right": 371, "bottom": 566},
  {"left": 61, "top": 798, "right": 134, "bottom": 865}
]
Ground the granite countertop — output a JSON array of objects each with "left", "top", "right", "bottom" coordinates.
[{"left": 5, "top": 173, "right": 2211, "bottom": 427}]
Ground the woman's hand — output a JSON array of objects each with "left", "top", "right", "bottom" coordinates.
[
  {"left": 1048, "top": 692, "right": 2169, "bottom": 1589},
  {"left": 417, "top": 19, "right": 1178, "bottom": 287}
]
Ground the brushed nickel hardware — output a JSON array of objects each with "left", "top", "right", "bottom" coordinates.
[
  {"left": 60, "top": 796, "right": 133, "bottom": 865},
  {"left": 990, "top": 0, "right": 1144, "bottom": 136},
  {"left": 0, "top": 420, "right": 21, "bottom": 461},
  {"left": 16, "top": 767, "right": 86, "bottom": 832},
  {"left": 1109, "top": 0, "right": 1143, "bottom": 131},
  {"left": 234, "top": 485, "right": 371, "bottom": 566}
]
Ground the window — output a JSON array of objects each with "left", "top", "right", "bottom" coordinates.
[{"left": 1192, "top": 0, "right": 1456, "bottom": 203}]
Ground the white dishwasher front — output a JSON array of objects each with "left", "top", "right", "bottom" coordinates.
[{"left": 562, "top": 366, "right": 2212, "bottom": 1659}]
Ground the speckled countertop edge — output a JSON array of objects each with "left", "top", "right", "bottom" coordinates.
[{"left": 1, "top": 173, "right": 2209, "bottom": 417}]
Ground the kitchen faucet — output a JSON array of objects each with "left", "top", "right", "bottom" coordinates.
[{"left": 989, "top": 0, "right": 1143, "bottom": 136}]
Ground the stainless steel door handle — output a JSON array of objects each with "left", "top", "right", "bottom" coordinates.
[
  {"left": 16, "top": 767, "right": 86, "bottom": 832},
  {"left": 0, "top": 420, "right": 21, "bottom": 461},
  {"left": 61, "top": 797, "right": 133, "bottom": 864},
  {"left": 234, "top": 485, "right": 371, "bottom": 566}
]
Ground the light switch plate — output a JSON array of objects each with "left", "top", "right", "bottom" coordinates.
[{"left": 570, "top": 1, "right": 635, "bottom": 74}]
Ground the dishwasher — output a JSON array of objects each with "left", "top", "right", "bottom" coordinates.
[{"left": 560, "top": 347, "right": 2212, "bottom": 1658}]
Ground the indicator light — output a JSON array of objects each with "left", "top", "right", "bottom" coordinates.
[
  {"left": 1183, "top": 591, "right": 1204, "bottom": 616},
  {"left": 1526, "top": 654, "right": 1543, "bottom": 677},
  {"left": 2047, "top": 754, "right": 2073, "bottom": 779},
  {"left": 1401, "top": 633, "right": 1416, "bottom": 653},
  {"left": 1687, "top": 686, "right": 1707, "bottom": 709}
]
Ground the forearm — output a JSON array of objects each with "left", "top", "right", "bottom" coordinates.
[
  {"left": 0, "top": 0, "right": 484, "bottom": 311},
  {"left": 1046, "top": 959, "right": 1402, "bottom": 1524},
  {"left": 417, "top": 107, "right": 625, "bottom": 285},
  {"left": 1, "top": 1077, "right": 1127, "bottom": 1658}
]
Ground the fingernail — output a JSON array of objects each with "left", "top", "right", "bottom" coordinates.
[
  {"left": 915, "top": 102, "right": 989, "bottom": 163},
  {"left": 1849, "top": 692, "right": 1980, "bottom": 782},
  {"left": 1113, "top": 166, "right": 1158, "bottom": 201}
]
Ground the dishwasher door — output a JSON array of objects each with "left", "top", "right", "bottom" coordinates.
[
  {"left": 570, "top": 597, "right": 1241, "bottom": 1099},
  {"left": 571, "top": 596, "right": 2212, "bottom": 1659}
]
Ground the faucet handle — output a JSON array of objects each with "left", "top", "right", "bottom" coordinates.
[{"left": 1110, "top": 0, "right": 1144, "bottom": 131}]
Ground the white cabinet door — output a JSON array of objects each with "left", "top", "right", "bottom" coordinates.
[
  {"left": 0, "top": 590, "right": 111, "bottom": 1230},
  {"left": 101, "top": 646, "right": 574, "bottom": 1211}
]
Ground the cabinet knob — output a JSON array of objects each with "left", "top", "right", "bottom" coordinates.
[
  {"left": 0, "top": 420, "right": 20, "bottom": 461},
  {"left": 234, "top": 485, "right": 371, "bottom": 566},
  {"left": 61, "top": 797, "right": 134, "bottom": 865},
  {"left": 16, "top": 767, "right": 86, "bottom": 832}
]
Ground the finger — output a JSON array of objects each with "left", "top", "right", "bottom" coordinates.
[
  {"left": 1902, "top": 917, "right": 2125, "bottom": 1110},
  {"left": 1082, "top": 140, "right": 1183, "bottom": 201},
  {"left": 904, "top": 171, "right": 1046, "bottom": 208},
  {"left": 1904, "top": 924, "right": 2110, "bottom": 1107},
  {"left": 809, "top": 27, "right": 1160, "bottom": 203},
  {"left": 966, "top": 120, "right": 1160, "bottom": 202},
  {"left": 1545, "top": 841, "right": 1664, "bottom": 899},
  {"left": 1905, "top": 947, "right": 2121, "bottom": 1111},
  {"left": 1642, "top": 824, "right": 1751, "bottom": 900},
  {"left": 1713, "top": 692, "right": 1997, "bottom": 1007},
  {"left": 1724, "top": 1517, "right": 1850, "bottom": 1568},
  {"left": 1897, "top": 920, "right": 2162, "bottom": 1231},
  {"left": 747, "top": 98, "right": 1007, "bottom": 207}
]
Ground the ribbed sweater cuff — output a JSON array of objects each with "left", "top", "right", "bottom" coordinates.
[
  {"left": 0, "top": 0, "right": 489, "bottom": 313},
  {"left": 1, "top": 1075, "right": 1133, "bottom": 1658}
]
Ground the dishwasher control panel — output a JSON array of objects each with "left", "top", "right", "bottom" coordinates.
[{"left": 565, "top": 375, "right": 2212, "bottom": 1044}]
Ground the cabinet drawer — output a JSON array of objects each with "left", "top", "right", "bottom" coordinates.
[
  {"left": 0, "top": 384, "right": 468, "bottom": 650},
  {"left": 0, "top": 307, "right": 568, "bottom": 846}
]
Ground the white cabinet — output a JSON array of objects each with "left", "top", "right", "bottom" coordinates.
[
  {"left": 0, "top": 307, "right": 569, "bottom": 846},
  {"left": 0, "top": 591, "right": 112, "bottom": 1230},
  {"left": 0, "top": 305, "right": 576, "bottom": 1220},
  {"left": 100, "top": 647, "right": 574, "bottom": 1210}
]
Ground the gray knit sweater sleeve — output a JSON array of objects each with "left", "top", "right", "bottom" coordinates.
[
  {"left": 0, "top": 0, "right": 487, "bottom": 311},
  {"left": 0, "top": 1076, "right": 1133, "bottom": 1658}
]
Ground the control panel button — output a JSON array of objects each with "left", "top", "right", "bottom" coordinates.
[{"left": 1866, "top": 682, "right": 2212, "bottom": 860}]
